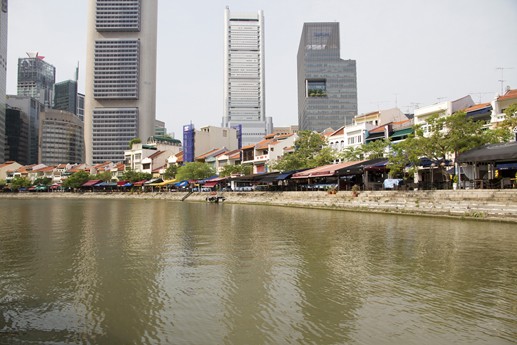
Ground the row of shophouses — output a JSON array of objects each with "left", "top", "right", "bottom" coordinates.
[{"left": 1, "top": 89, "right": 516, "bottom": 189}]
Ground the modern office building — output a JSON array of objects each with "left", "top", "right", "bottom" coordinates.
[
  {"left": 17, "top": 52, "right": 56, "bottom": 108},
  {"left": 77, "top": 93, "right": 85, "bottom": 121},
  {"left": 84, "top": 0, "right": 158, "bottom": 164},
  {"left": 5, "top": 106, "right": 29, "bottom": 165},
  {"left": 222, "top": 7, "right": 271, "bottom": 147},
  {"left": 54, "top": 80, "right": 78, "bottom": 115},
  {"left": 39, "top": 109, "right": 84, "bottom": 165},
  {"left": 6, "top": 95, "right": 43, "bottom": 164},
  {"left": 297, "top": 22, "right": 357, "bottom": 132},
  {"left": 0, "top": 0, "right": 7, "bottom": 163}
]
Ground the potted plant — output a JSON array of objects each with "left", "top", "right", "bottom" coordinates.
[
  {"left": 327, "top": 186, "right": 337, "bottom": 195},
  {"left": 453, "top": 175, "right": 459, "bottom": 190}
]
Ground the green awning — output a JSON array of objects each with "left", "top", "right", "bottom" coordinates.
[{"left": 390, "top": 128, "right": 413, "bottom": 139}]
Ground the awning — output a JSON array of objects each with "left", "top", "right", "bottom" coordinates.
[
  {"left": 337, "top": 158, "right": 386, "bottom": 175},
  {"left": 292, "top": 161, "right": 364, "bottom": 179},
  {"left": 82, "top": 180, "right": 102, "bottom": 187},
  {"left": 144, "top": 178, "right": 163, "bottom": 185},
  {"left": 458, "top": 142, "right": 517, "bottom": 163},
  {"left": 203, "top": 181, "right": 218, "bottom": 188},
  {"left": 175, "top": 180, "right": 189, "bottom": 187},
  {"left": 148, "top": 179, "right": 177, "bottom": 187},
  {"left": 133, "top": 180, "right": 148, "bottom": 186},
  {"left": 364, "top": 159, "right": 389, "bottom": 172},
  {"left": 97, "top": 181, "right": 117, "bottom": 187},
  {"left": 117, "top": 180, "right": 129, "bottom": 186},
  {"left": 390, "top": 128, "right": 413, "bottom": 139},
  {"left": 496, "top": 162, "right": 517, "bottom": 170}
]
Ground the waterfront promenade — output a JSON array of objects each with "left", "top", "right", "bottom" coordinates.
[{"left": 3, "top": 189, "right": 517, "bottom": 223}]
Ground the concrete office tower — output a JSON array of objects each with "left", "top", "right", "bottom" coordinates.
[
  {"left": 17, "top": 52, "right": 56, "bottom": 108},
  {"left": 39, "top": 109, "right": 84, "bottom": 165},
  {"left": 0, "top": 0, "right": 7, "bottom": 163},
  {"left": 222, "top": 7, "right": 270, "bottom": 147},
  {"left": 84, "top": 0, "right": 158, "bottom": 164},
  {"left": 297, "top": 23, "right": 357, "bottom": 132}
]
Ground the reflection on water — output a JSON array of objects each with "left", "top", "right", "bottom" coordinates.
[{"left": 0, "top": 198, "right": 516, "bottom": 344}]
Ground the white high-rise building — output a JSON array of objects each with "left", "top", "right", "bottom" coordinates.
[
  {"left": 84, "top": 0, "right": 158, "bottom": 164},
  {"left": 222, "top": 7, "right": 271, "bottom": 147}
]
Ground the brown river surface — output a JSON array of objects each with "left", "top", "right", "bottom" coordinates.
[{"left": 0, "top": 198, "right": 516, "bottom": 344}]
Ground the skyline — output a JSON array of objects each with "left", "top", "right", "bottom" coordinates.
[{"left": 6, "top": 0, "right": 517, "bottom": 139}]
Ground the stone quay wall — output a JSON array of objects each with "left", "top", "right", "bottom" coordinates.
[{"left": 2, "top": 189, "right": 517, "bottom": 223}]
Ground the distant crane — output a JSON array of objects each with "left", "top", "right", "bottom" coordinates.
[{"left": 496, "top": 67, "right": 514, "bottom": 95}]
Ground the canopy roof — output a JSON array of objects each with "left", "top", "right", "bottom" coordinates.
[
  {"left": 291, "top": 161, "right": 364, "bottom": 179},
  {"left": 82, "top": 180, "right": 102, "bottom": 187},
  {"left": 457, "top": 142, "right": 517, "bottom": 163}
]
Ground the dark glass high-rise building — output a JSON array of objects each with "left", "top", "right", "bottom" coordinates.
[
  {"left": 297, "top": 23, "right": 357, "bottom": 132},
  {"left": 54, "top": 80, "right": 78, "bottom": 115}
]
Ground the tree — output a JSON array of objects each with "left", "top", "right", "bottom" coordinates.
[
  {"left": 121, "top": 169, "right": 152, "bottom": 183},
  {"left": 219, "top": 164, "right": 252, "bottom": 177},
  {"left": 10, "top": 176, "right": 32, "bottom": 191},
  {"left": 163, "top": 165, "right": 178, "bottom": 180},
  {"left": 0, "top": 179, "right": 6, "bottom": 187},
  {"left": 271, "top": 131, "right": 337, "bottom": 171},
  {"left": 175, "top": 162, "right": 215, "bottom": 181},
  {"left": 361, "top": 139, "right": 390, "bottom": 159},
  {"left": 33, "top": 177, "right": 52, "bottom": 186},
  {"left": 62, "top": 171, "right": 91, "bottom": 189},
  {"left": 94, "top": 171, "right": 113, "bottom": 182},
  {"left": 128, "top": 137, "right": 142, "bottom": 149}
]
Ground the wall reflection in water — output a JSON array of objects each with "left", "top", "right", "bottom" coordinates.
[{"left": 0, "top": 199, "right": 516, "bottom": 345}]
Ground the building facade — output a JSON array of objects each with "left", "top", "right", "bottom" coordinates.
[
  {"left": 0, "top": 0, "right": 7, "bottom": 163},
  {"left": 84, "top": 0, "right": 158, "bottom": 164},
  {"left": 53, "top": 80, "right": 78, "bottom": 115},
  {"left": 5, "top": 106, "right": 29, "bottom": 165},
  {"left": 222, "top": 7, "right": 270, "bottom": 146},
  {"left": 17, "top": 52, "right": 56, "bottom": 108},
  {"left": 6, "top": 95, "right": 43, "bottom": 164},
  {"left": 39, "top": 109, "right": 84, "bottom": 165},
  {"left": 183, "top": 124, "right": 240, "bottom": 163},
  {"left": 297, "top": 22, "right": 357, "bottom": 132}
]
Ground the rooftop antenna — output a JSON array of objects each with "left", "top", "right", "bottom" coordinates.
[
  {"left": 496, "top": 67, "right": 514, "bottom": 95},
  {"left": 470, "top": 92, "right": 492, "bottom": 103}
]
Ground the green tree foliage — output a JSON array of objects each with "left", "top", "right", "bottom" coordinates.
[
  {"left": 62, "top": 171, "right": 91, "bottom": 189},
  {"left": 271, "top": 131, "right": 337, "bottom": 171},
  {"left": 163, "top": 165, "right": 178, "bottom": 180},
  {"left": 361, "top": 139, "right": 390, "bottom": 159},
  {"left": 219, "top": 164, "right": 252, "bottom": 177},
  {"left": 128, "top": 137, "right": 142, "bottom": 149},
  {"left": 175, "top": 162, "right": 215, "bottom": 181},
  {"left": 94, "top": 171, "right": 113, "bottom": 182},
  {"left": 9, "top": 177, "right": 31, "bottom": 191},
  {"left": 33, "top": 177, "right": 52, "bottom": 186},
  {"left": 0, "top": 179, "right": 6, "bottom": 187},
  {"left": 387, "top": 111, "right": 501, "bottom": 176},
  {"left": 494, "top": 102, "right": 517, "bottom": 141},
  {"left": 121, "top": 169, "right": 152, "bottom": 183}
]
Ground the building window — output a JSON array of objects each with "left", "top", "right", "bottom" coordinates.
[{"left": 306, "top": 79, "right": 327, "bottom": 97}]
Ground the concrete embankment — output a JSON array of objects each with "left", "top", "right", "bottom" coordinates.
[{"left": 2, "top": 189, "right": 517, "bottom": 223}]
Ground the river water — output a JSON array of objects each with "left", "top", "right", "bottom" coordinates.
[{"left": 0, "top": 198, "right": 516, "bottom": 345}]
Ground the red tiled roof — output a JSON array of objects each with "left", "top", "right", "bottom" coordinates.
[
  {"left": 196, "top": 148, "right": 226, "bottom": 160},
  {"left": 328, "top": 126, "right": 345, "bottom": 137},
  {"left": 0, "top": 161, "right": 17, "bottom": 169},
  {"left": 32, "top": 166, "right": 55, "bottom": 173},
  {"left": 497, "top": 89, "right": 517, "bottom": 101},
  {"left": 255, "top": 139, "right": 274, "bottom": 150},
  {"left": 241, "top": 144, "right": 255, "bottom": 150},
  {"left": 464, "top": 102, "right": 492, "bottom": 112},
  {"left": 148, "top": 150, "right": 164, "bottom": 159}
]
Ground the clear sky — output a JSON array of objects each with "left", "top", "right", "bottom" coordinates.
[{"left": 6, "top": 0, "right": 517, "bottom": 139}]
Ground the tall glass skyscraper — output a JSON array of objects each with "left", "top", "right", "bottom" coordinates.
[
  {"left": 222, "top": 7, "right": 271, "bottom": 146},
  {"left": 54, "top": 80, "right": 78, "bottom": 116},
  {"left": 84, "top": 0, "right": 157, "bottom": 164},
  {"left": 297, "top": 23, "right": 357, "bottom": 132},
  {"left": 17, "top": 53, "right": 56, "bottom": 108},
  {"left": 0, "top": 0, "right": 7, "bottom": 163}
]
